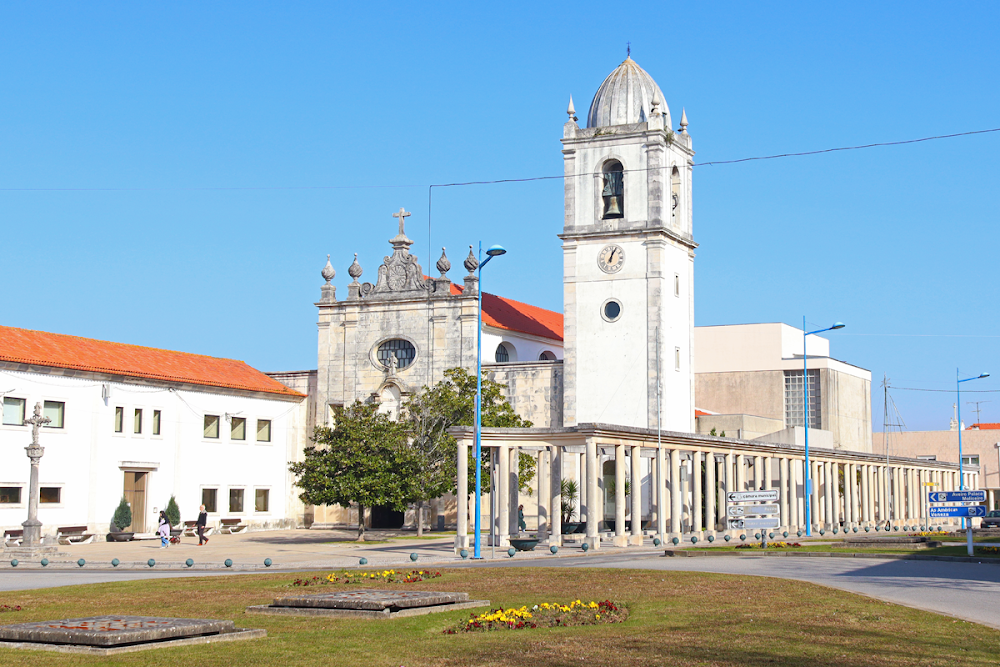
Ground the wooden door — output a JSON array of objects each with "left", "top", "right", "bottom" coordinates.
[{"left": 123, "top": 471, "right": 147, "bottom": 533}]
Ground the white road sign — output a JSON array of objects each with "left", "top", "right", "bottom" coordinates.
[
  {"left": 727, "top": 517, "right": 781, "bottom": 530},
  {"left": 726, "top": 490, "right": 779, "bottom": 503},
  {"left": 727, "top": 504, "right": 779, "bottom": 517}
]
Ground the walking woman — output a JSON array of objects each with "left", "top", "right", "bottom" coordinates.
[
  {"left": 196, "top": 504, "right": 210, "bottom": 545},
  {"left": 157, "top": 510, "right": 171, "bottom": 548}
]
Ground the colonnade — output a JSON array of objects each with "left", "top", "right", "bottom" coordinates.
[{"left": 454, "top": 428, "right": 978, "bottom": 552}]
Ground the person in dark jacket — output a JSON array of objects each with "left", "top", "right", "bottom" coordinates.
[{"left": 196, "top": 504, "right": 210, "bottom": 545}]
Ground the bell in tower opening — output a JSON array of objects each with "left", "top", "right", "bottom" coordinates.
[{"left": 602, "top": 160, "right": 624, "bottom": 218}]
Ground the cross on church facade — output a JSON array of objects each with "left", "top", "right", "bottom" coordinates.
[{"left": 392, "top": 207, "right": 411, "bottom": 236}]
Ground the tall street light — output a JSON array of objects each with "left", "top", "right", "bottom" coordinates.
[
  {"left": 803, "top": 318, "right": 845, "bottom": 537},
  {"left": 958, "top": 369, "right": 989, "bottom": 529},
  {"left": 474, "top": 243, "right": 506, "bottom": 559}
]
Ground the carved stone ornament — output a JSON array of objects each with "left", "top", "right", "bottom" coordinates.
[
  {"left": 321, "top": 254, "right": 336, "bottom": 284},
  {"left": 436, "top": 247, "right": 451, "bottom": 277},
  {"left": 368, "top": 209, "right": 428, "bottom": 298},
  {"left": 463, "top": 245, "right": 479, "bottom": 275},
  {"left": 348, "top": 253, "right": 363, "bottom": 283}
]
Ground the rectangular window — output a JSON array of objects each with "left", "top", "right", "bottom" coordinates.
[
  {"left": 202, "top": 488, "right": 218, "bottom": 513},
  {"left": 255, "top": 488, "right": 270, "bottom": 513},
  {"left": 674, "top": 347, "right": 681, "bottom": 371},
  {"left": 43, "top": 401, "right": 65, "bottom": 428},
  {"left": 256, "top": 419, "right": 271, "bottom": 442},
  {"left": 784, "top": 369, "right": 821, "bottom": 429},
  {"left": 152, "top": 410, "right": 161, "bottom": 436},
  {"left": 0, "top": 487, "right": 22, "bottom": 504},
  {"left": 231, "top": 417, "right": 246, "bottom": 441},
  {"left": 114, "top": 406, "right": 124, "bottom": 433},
  {"left": 2, "top": 397, "right": 25, "bottom": 426},
  {"left": 134, "top": 408, "right": 143, "bottom": 434},
  {"left": 962, "top": 455, "right": 980, "bottom": 467},
  {"left": 674, "top": 273, "right": 680, "bottom": 297},
  {"left": 917, "top": 455, "right": 937, "bottom": 461},
  {"left": 204, "top": 415, "right": 220, "bottom": 439},
  {"left": 229, "top": 488, "right": 244, "bottom": 513},
  {"left": 39, "top": 487, "right": 61, "bottom": 504}
]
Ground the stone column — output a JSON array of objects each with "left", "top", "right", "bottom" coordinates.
[
  {"left": 736, "top": 454, "right": 746, "bottom": 492},
  {"left": 725, "top": 452, "right": 735, "bottom": 532},
  {"left": 860, "top": 463, "right": 870, "bottom": 524},
  {"left": 537, "top": 449, "right": 549, "bottom": 539},
  {"left": 692, "top": 450, "right": 703, "bottom": 533},
  {"left": 763, "top": 456, "right": 772, "bottom": 490},
  {"left": 753, "top": 455, "right": 762, "bottom": 491},
  {"left": 510, "top": 447, "right": 520, "bottom": 536},
  {"left": 455, "top": 437, "right": 469, "bottom": 553},
  {"left": 706, "top": 452, "right": 717, "bottom": 532},
  {"left": 630, "top": 445, "right": 643, "bottom": 545},
  {"left": 670, "top": 449, "right": 681, "bottom": 535},
  {"left": 845, "top": 462, "right": 855, "bottom": 527},
  {"left": 789, "top": 458, "right": 799, "bottom": 530},
  {"left": 656, "top": 444, "right": 667, "bottom": 540},
  {"left": 613, "top": 444, "right": 627, "bottom": 547},
  {"left": 779, "top": 458, "right": 789, "bottom": 528},
  {"left": 585, "top": 439, "right": 600, "bottom": 549},
  {"left": 831, "top": 462, "right": 840, "bottom": 529},
  {"left": 809, "top": 460, "right": 819, "bottom": 532},
  {"left": 549, "top": 445, "right": 562, "bottom": 546},
  {"left": 497, "top": 445, "right": 510, "bottom": 547},
  {"left": 989, "top": 489, "right": 995, "bottom": 512}
]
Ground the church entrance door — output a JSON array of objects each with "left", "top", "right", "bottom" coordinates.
[
  {"left": 370, "top": 505, "right": 404, "bottom": 529},
  {"left": 123, "top": 471, "right": 147, "bottom": 533}
]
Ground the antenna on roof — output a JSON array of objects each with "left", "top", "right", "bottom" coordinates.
[
  {"left": 627, "top": 42, "right": 631, "bottom": 58},
  {"left": 968, "top": 400, "right": 991, "bottom": 427}
]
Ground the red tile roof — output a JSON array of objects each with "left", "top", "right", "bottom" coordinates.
[
  {"left": 0, "top": 326, "right": 304, "bottom": 398},
  {"left": 450, "top": 283, "right": 563, "bottom": 341},
  {"left": 969, "top": 423, "right": 1000, "bottom": 430}
]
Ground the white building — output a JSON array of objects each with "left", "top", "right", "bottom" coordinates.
[{"left": 0, "top": 326, "right": 307, "bottom": 538}]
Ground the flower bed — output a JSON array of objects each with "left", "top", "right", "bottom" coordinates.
[
  {"left": 910, "top": 531, "right": 949, "bottom": 537},
  {"left": 0, "top": 604, "right": 22, "bottom": 613},
  {"left": 291, "top": 570, "right": 442, "bottom": 586},
  {"left": 735, "top": 542, "right": 803, "bottom": 549},
  {"left": 445, "top": 599, "right": 627, "bottom": 633},
  {"left": 977, "top": 547, "right": 1000, "bottom": 554}
]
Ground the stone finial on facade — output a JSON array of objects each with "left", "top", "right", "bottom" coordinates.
[
  {"left": 321, "top": 254, "right": 335, "bottom": 284},
  {"left": 679, "top": 108, "right": 688, "bottom": 134},
  {"left": 463, "top": 245, "right": 479, "bottom": 275},
  {"left": 348, "top": 253, "right": 363, "bottom": 283},
  {"left": 436, "top": 247, "right": 451, "bottom": 278},
  {"left": 651, "top": 90, "right": 661, "bottom": 117},
  {"left": 567, "top": 95, "right": 577, "bottom": 122}
]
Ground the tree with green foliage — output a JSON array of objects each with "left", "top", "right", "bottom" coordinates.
[
  {"left": 112, "top": 496, "right": 132, "bottom": 532},
  {"left": 404, "top": 367, "right": 535, "bottom": 534},
  {"left": 289, "top": 401, "right": 423, "bottom": 541},
  {"left": 164, "top": 495, "right": 181, "bottom": 527}
]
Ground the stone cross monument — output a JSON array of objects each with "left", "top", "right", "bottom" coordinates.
[{"left": 22, "top": 402, "right": 51, "bottom": 547}]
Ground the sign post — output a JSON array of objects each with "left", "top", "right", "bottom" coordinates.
[
  {"left": 727, "top": 490, "right": 780, "bottom": 549},
  {"left": 929, "top": 490, "right": 986, "bottom": 556}
]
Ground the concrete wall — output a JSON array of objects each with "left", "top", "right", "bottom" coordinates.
[
  {"left": 823, "top": 368, "right": 872, "bottom": 453},
  {"left": 485, "top": 361, "right": 564, "bottom": 428},
  {"left": 695, "top": 371, "right": 785, "bottom": 422},
  {"left": 695, "top": 413, "right": 785, "bottom": 441},
  {"left": 874, "top": 429, "right": 1000, "bottom": 491}
]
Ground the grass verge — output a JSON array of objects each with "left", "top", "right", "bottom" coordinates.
[{"left": 1, "top": 568, "right": 999, "bottom": 666}]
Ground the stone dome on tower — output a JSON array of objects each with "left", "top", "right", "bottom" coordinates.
[{"left": 587, "top": 57, "right": 670, "bottom": 129}]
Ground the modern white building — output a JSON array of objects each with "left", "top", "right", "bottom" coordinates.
[{"left": 0, "top": 326, "right": 307, "bottom": 539}]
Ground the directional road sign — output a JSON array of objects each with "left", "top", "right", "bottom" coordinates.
[
  {"left": 726, "top": 490, "right": 779, "bottom": 503},
  {"left": 727, "top": 517, "right": 781, "bottom": 530},
  {"left": 727, "top": 504, "right": 779, "bottom": 517},
  {"left": 929, "top": 505, "right": 987, "bottom": 518},
  {"left": 928, "top": 490, "right": 987, "bottom": 503}
]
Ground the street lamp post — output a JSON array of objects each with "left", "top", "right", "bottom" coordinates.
[
  {"left": 803, "top": 318, "right": 845, "bottom": 537},
  {"left": 474, "top": 243, "right": 506, "bottom": 559},
  {"left": 957, "top": 369, "right": 989, "bottom": 529}
]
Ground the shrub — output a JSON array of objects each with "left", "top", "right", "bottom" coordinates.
[
  {"left": 165, "top": 495, "right": 181, "bottom": 527},
  {"left": 112, "top": 496, "right": 132, "bottom": 531}
]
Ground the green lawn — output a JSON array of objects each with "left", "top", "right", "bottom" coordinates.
[
  {"left": 2, "top": 568, "right": 1000, "bottom": 666},
  {"left": 686, "top": 543, "right": 1000, "bottom": 558}
]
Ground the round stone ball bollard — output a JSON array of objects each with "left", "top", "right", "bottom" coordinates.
[
  {"left": 724, "top": 534, "right": 731, "bottom": 542},
  {"left": 224, "top": 559, "right": 233, "bottom": 568},
  {"left": 832, "top": 528, "right": 838, "bottom": 535},
  {"left": 797, "top": 530, "right": 803, "bottom": 537},
  {"left": 41, "top": 558, "right": 49, "bottom": 567},
  {"left": 581, "top": 542, "right": 590, "bottom": 552},
  {"left": 147, "top": 559, "right": 155, "bottom": 568},
  {"left": 893, "top": 526, "right": 899, "bottom": 532},
  {"left": 111, "top": 558, "right": 120, "bottom": 567},
  {"left": 507, "top": 548, "right": 516, "bottom": 558},
  {"left": 875, "top": 525, "right": 881, "bottom": 532},
  {"left": 768, "top": 533, "right": 775, "bottom": 540},
  {"left": 359, "top": 557, "right": 368, "bottom": 566},
  {"left": 186, "top": 559, "right": 194, "bottom": 568},
  {"left": 853, "top": 526, "right": 859, "bottom": 533},
  {"left": 652, "top": 538, "right": 661, "bottom": 547},
  {"left": 819, "top": 529, "right": 825, "bottom": 536},
  {"left": 409, "top": 553, "right": 419, "bottom": 562},
  {"left": 707, "top": 535, "right": 715, "bottom": 543},
  {"left": 264, "top": 558, "right": 272, "bottom": 567},
  {"left": 865, "top": 526, "right": 870, "bottom": 532},
  {"left": 690, "top": 536, "right": 698, "bottom": 544},
  {"left": 77, "top": 559, "right": 86, "bottom": 568},
  {"left": 549, "top": 545, "right": 559, "bottom": 554},
  {"left": 459, "top": 550, "right": 468, "bottom": 560},
  {"left": 671, "top": 537, "right": 679, "bottom": 546},
  {"left": 740, "top": 534, "right": 746, "bottom": 541},
  {"left": 754, "top": 533, "right": 760, "bottom": 540},
  {"left": 782, "top": 531, "right": 789, "bottom": 539},
  {"left": 10, "top": 559, "right": 17, "bottom": 568}
]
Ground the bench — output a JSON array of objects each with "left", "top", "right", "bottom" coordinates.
[
  {"left": 219, "top": 518, "right": 248, "bottom": 534},
  {"left": 3, "top": 529, "right": 22, "bottom": 547},
  {"left": 56, "top": 525, "right": 96, "bottom": 545},
  {"left": 182, "top": 521, "right": 215, "bottom": 538}
]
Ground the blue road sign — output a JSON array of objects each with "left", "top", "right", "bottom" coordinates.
[
  {"left": 929, "top": 505, "right": 987, "bottom": 518},
  {"left": 928, "top": 490, "right": 987, "bottom": 503}
]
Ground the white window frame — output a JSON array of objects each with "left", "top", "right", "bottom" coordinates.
[
  {"left": 254, "top": 487, "right": 271, "bottom": 514},
  {"left": 0, "top": 484, "right": 25, "bottom": 508}
]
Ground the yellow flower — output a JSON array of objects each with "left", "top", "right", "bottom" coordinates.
[{"left": 596, "top": 614, "right": 601, "bottom": 620}]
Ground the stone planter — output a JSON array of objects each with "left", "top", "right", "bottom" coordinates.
[
  {"left": 508, "top": 538, "right": 539, "bottom": 551},
  {"left": 109, "top": 532, "right": 134, "bottom": 542},
  {"left": 562, "top": 522, "right": 585, "bottom": 534}
]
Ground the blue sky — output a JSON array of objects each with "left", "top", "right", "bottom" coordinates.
[{"left": 2, "top": 3, "right": 998, "bottom": 431}]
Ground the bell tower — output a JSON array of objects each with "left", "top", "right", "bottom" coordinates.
[{"left": 560, "top": 58, "right": 696, "bottom": 432}]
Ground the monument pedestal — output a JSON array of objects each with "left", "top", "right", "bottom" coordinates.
[{"left": 3, "top": 545, "right": 60, "bottom": 559}]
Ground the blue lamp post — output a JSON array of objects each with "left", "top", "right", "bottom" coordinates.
[
  {"left": 473, "top": 243, "right": 506, "bottom": 559},
  {"left": 803, "top": 318, "right": 845, "bottom": 537},
  {"left": 957, "top": 369, "right": 989, "bottom": 529}
]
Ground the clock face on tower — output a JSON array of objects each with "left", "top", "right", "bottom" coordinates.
[{"left": 597, "top": 244, "right": 625, "bottom": 274}]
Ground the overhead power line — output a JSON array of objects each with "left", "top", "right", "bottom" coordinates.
[{"left": 2, "top": 126, "right": 998, "bottom": 193}]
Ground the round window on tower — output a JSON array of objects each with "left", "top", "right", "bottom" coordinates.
[
  {"left": 602, "top": 298, "right": 622, "bottom": 323},
  {"left": 376, "top": 338, "right": 416, "bottom": 370}
]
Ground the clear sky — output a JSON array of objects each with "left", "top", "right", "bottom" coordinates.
[{"left": 2, "top": 3, "right": 998, "bottom": 432}]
